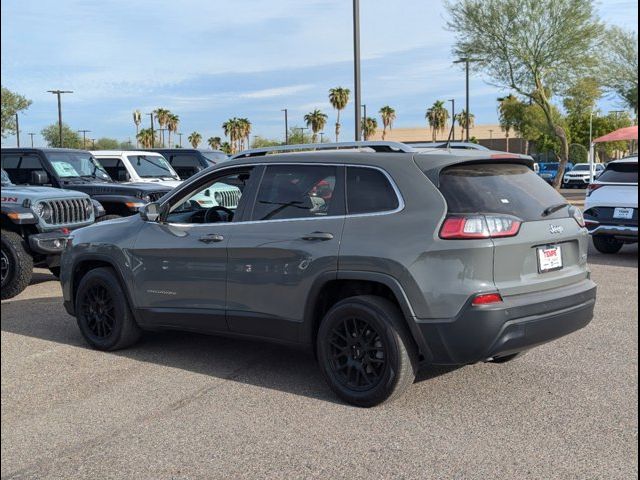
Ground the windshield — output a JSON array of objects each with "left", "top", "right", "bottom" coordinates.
[
  {"left": 127, "top": 155, "right": 178, "bottom": 178},
  {"left": 47, "top": 152, "right": 111, "bottom": 181},
  {"left": 201, "top": 151, "right": 228, "bottom": 164},
  {"left": 539, "top": 163, "right": 559, "bottom": 172},
  {"left": 1, "top": 169, "right": 13, "bottom": 186},
  {"left": 598, "top": 162, "right": 638, "bottom": 184},
  {"left": 572, "top": 164, "right": 590, "bottom": 171}
]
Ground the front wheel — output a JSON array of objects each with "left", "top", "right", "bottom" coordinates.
[
  {"left": 317, "top": 295, "right": 418, "bottom": 407},
  {"left": 1, "top": 230, "right": 33, "bottom": 300},
  {"left": 75, "top": 267, "right": 142, "bottom": 350},
  {"left": 593, "top": 236, "right": 624, "bottom": 254}
]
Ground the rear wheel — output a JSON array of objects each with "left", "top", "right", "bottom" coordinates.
[
  {"left": 593, "top": 236, "right": 624, "bottom": 254},
  {"left": 317, "top": 295, "right": 418, "bottom": 407},
  {"left": 1, "top": 230, "right": 33, "bottom": 300},
  {"left": 96, "top": 214, "right": 122, "bottom": 223},
  {"left": 75, "top": 267, "right": 142, "bottom": 350}
]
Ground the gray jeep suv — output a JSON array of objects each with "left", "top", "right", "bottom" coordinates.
[{"left": 60, "top": 142, "right": 597, "bottom": 407}]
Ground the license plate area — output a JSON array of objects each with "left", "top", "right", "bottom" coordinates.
[
  {"left": 537, "top": 245, "right": 563, "bottom": 273},
  {"left": 613, "top": 207, "right": 634, "bottom": 220}
]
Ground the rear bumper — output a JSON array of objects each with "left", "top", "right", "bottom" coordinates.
[
  {"left": 587, "top": 224, "right": 638, "bottom": 240},
  {"left": 414, "top": 279, "right": 597, "bottom": 365}
]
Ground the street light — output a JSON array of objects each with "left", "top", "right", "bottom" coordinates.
[
  {"left": 177, "top": 132, "right": 183, "bottom": 147},
  {"left": 320, "top": 132, "right": 325, "bottom": 143},
  {"left": 146, "top": 113, "right": 155, "bottom": 148},
  {"left": 15, "top": 113, "right": 20, "bottom": 147},
  {"left": 448, "top": 99, "right": 455, "bottom": 142},
  {"left": 353, "top": 0, "right": 362, "bottom": 141},
  {"left": 78, "top": 130, "right": 91, "bottom": 149},
  {"left": 361, "top": 104, "right": 367, "bottom": 140},
  {"left": 281, "top": 109, "right": 289, "bottom": 144},
  {"left": 453, "top": 58, "right": 479, "bottom": 142},
  {"left": 47, "top": 90, "right": 73, "bottom": 147},
  {"left": 28, "top": 133, "right": 36, "bottom": 148}
]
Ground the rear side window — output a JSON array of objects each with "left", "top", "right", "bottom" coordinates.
[
  {"left": 169, "top": 154, "right": 199, "bottom": 167},
  {"left": 252, "top": 165, "right": 342, "bottom": 221},
  {"left": 346, "top": 167, "right": 399, "bottom": 214},
  {"left": 439, "top": 163, "right": 567, "bottom": 221},
  {"left": 597, "top": 162, "right": 638, "bottom": 184}
]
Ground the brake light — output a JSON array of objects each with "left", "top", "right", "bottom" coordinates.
[
  {"left": 586, "top": 184, "right": 604, "bottom": 197},
  {"left": 472, "top": 293, "right": 503, "bottom": 306},
  {"left": 439, "top": 215, "right": 522, "bottom": 239},
  {"left": 569, "top": 206, "right": 585, "bottom": 228}
]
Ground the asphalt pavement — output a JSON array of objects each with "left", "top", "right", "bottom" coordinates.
[{"left": 1, "top": 243, "right": 637, "bottom": 479}]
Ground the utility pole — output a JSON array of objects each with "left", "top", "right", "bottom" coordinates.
[
  {"left": 78, "top": 130, "right": 91, "bottom": 149},
  {"left": 489, "top": 129, "right": 494, "bottom": 149},
  {"left": 147, "top": 113, "right": 155, "bottom": 148},
  {"left": 47, "top": 90, "right": 73, "bottom": 147},
  {"left": 353, "top": 0, "right": 362, "bottom": 141},
  {"left": 15, "top": 113, "right": 20, "bottom": 147},
  {"left": 361, "top": 104, "right": 367, "bottom": 140},
  {"left": 320, "top": 132, "right": 325, "bottom": 143},
  {"left": 448, "top": 99, "right": 455, "bottom": 142},
  {"left": 281, "top": 109, "right": 289, "bottom": 144},
  {"left": 589, "top": 109, "right": 595, "bottom": 183},
  {"left": 454, "top": 58, "right": 476, "bottom": 141},
  {"left": 28, "top": 133, "right": 36, "bottom": 147},
  {"left": 177, "top": 132, "right": 183, "bottom": 147}
]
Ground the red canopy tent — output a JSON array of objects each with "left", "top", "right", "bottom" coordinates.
[{"left": 593, "top": 125, "right": 638, "bottom": 143}]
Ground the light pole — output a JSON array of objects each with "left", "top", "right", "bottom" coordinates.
[
  {"left": 146, "top": 113, "right": 155, "bottom": 148},
  {"left": 47, "top": 90, "right": 73, "bottom": 147},
  {"left": 78, "top": 130, "right": 91, "bottom": 149},
  {"left": 15, "top": 113, "right": 20, "bottom": 147},
  {"left": 361, "top": 104, "right": 367, "bottom": 140},
  {"left": 320, "top": 132, "right": 325, "bottom": 143},
  {"left": 177, "top": 132, "right": 183, "bottom": 147},
  {"left": 281, "top": 109, "right": 289, "bottom": 144},
  {"left": 28, "top": 133, "right": 36, "bottom": 147},
  {"left": 353, "top": 0, "right": 362, "bottom": 141},
  {"left": 588, "top": 110, "right": 595, "bottom": 183},
  {"left": 448, "top": 99, "right": 455, "bottom": 141},
  {"left": 489, "top": 129, "right": 494, "bottom": 149},
  {"left": 453, "top": 58, "right": 477, "bottom": 141}
]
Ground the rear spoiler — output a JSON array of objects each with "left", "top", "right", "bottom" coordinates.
[{"left": 414, "top": 155, "right": 535, "bottom": 188}]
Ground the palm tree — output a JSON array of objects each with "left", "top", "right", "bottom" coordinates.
[
  {"left": 328, "top": 87, "right": 350, "bottom": 142},
  {"left": 207, "top": 136, "right": 222, "bottom": 150},
  {"left": 498, "top": 95, "right": 520, "bottom": 152},
  {"left": 425, "top": 101, "right": 449, "bottom": 142},
  {"left": 132, "top": 110, "right": 142, "bottom": 147},
  {"left": 238, "top": 118, "right": 252, "bottom": 151},
  {"left": 454, "top": 109, "right": 475, "bottom": 140},
  {"left": 166, "top": 113, "right": 179, "bottom": 148},
  {"left": 361, "top": 117, "right": 378, "bottom": 141},
  {"left": 154, "top": 108, "right": 171, "bottom": 147},
  {"left": 136, "top": 128, "right": 155, "bottom": 148},
  {"left": 188, "top": 131, "right": 202, "bottom": 149},
  {"left": 304, "top": 109, "right": 328, "bottom": 143},
  {"left": 379, "top": 106, "right": 396, "bottom": 140}
]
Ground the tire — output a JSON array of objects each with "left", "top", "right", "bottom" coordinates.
[
  {"left": 593, "top": 235, "right": 624, "bottom": 254},
  {"left": 75, "top": 267, "right": 142, "bottom": 350},
  {"left": 1, "top": 230, "right": 33, "bottom": 300},
  {"left": 317, "top": 295, "right": 418, "bottom": 407},
  {"left": 96, "top": 214, "right": 122, "bottom": 223},
  {"left": 49, "top": 267, "right": 60, "bottom": 278}
]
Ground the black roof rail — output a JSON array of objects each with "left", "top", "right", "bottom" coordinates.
[{"left": 230, "top": 141, "right": 415, "bottom": 159}]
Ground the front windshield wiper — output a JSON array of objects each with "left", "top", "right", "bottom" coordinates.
[{"left": 542, "top": 203, "right": 569, "bottom": 217}]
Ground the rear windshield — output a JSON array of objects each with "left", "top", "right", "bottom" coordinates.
[
  {"left": 597, "top": 162, "right": 638, "bottom": 184},
  {"left": 438, "top": 163, "right": 568, "bottom": 221}
]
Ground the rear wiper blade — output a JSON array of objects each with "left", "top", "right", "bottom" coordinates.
[{"left": 542, "top": 203, "right": 568, "bottom": 217}]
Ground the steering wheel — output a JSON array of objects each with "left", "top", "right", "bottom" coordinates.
[{"left": 204, "top": 205, "right": 234, "bottom": 223}]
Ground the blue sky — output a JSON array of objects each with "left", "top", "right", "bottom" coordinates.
[{"left": 1, "top": 0, "right": 638, "bottom": 146}]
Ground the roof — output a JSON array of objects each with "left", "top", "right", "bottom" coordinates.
[
  {"left": 593, "top": 126, "right": 638, "bottom": 143},
  {"left": 91, "top": 150, "right": 165, "bottom": 156},
  {"left": 1, "top": 147, "right": 91, "bottom": 154},
  {"left": 608, "top": 155, "right": 638, "bottom": 164}
]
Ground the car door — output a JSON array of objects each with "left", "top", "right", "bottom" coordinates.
[
  {"left": 226, "top": 163, "right": 346, "bottom": 342},
  {"left": 130, "top": 166, "right": 257, "bottom": 333}
]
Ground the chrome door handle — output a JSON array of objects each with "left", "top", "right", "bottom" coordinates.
[
  {"left": 301, "top": 232, "right": 334, "bottom": 241},
  {"left": 199, "top": 233, "right": 224, "bottom": 243}
]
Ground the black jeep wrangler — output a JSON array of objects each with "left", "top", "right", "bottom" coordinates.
[{"left": 1, "top": 148, "right": 172, "bottom": 221}]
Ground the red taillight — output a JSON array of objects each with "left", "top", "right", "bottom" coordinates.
[
  {"left": 472, "top": 293, "right": 503, "bottom": 306},
  {"left": 439, "top": 215, "right": 522, "bottom": 239},
  {"left": 586, "top": 184, "right": 604, "bottom": 197}
]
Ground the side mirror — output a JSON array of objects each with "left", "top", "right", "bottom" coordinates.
[
  {"left": 141, "top": 202, "right": 163, "bottom": 222},
  {"left": 30, "top": 170, "right": 49, "bottom": 185}
]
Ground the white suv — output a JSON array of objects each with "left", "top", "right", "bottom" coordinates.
[
  {"left": 584, "top": 156, "right": 638, "bottom": 253},
  {"left": 92, "top": 151, "right": 241, "bottom": 209},
  {"left": 562, "top": 163, "right": 605, "bottom": 188}
]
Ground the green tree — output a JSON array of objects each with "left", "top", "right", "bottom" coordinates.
[
  {"left": 41, "top": 123, "right": 82, "bottom": 148},
  {"left": 1, "top": 87, "right": 32, "bottom": 138},
  {"left": 454, "top": 109, "right": 474, "bottom": 140},
  {"left": 154, "top": 108, "right": 171, "bottom": 146},
  {"left": 188, "top": 131, "right": 202, "bottom": 149},
  {"left": 93, "top": 137, "right": 120, "bottom": 150},
  {"left": 304, "top": 109, "right": 328, "bottom": 143},
  {"left": 222, "top": 118, "right": 241, "bottom": 154},
  {"left": 563, "top": 77, "right": 602, "bottom": 118},
  {"left": 497, "top": 95, "right": 522, "bottom": 152},
  {"left": 287, "top": 126, "right": 314, "bottom": 145},
  {"left": 250, "top": 137, "right": 282, "bottom": 148},
  {"left": 426, "top": 100, "right": 449, "bottom": 141},
  {"left": 379, "top": 106, "right": 397, "bottom": 140},
  {"left": 600, "top": 27, "right": 638, "bottom": 118},
  {"left": 361, "top": 117, "right": 378, "bottom": 141},
  {"left": 446, "top": 0, "right": 603, "bottom": 188},
  {"left": 167, "top": 113, "right": 179, "bottom": 148},
  {"left": 137, "top": 128, "right": 155, "bottom": 148},
  {"left": 328, "top": 87, "right": 350, "bottom": 141},
  {"left": 207, "top": 136, "right": 222, "bottom": 150}
]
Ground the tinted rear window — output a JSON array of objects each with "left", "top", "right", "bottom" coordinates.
[
  {"left": 347, "top": 167, "right": 399, "bottom": 214},
  {"left": 597, "top": 162, "right": 638, "bottom": 184},
  {"left": 439, "top": 163, "right": 568, "bottom": 221}
]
